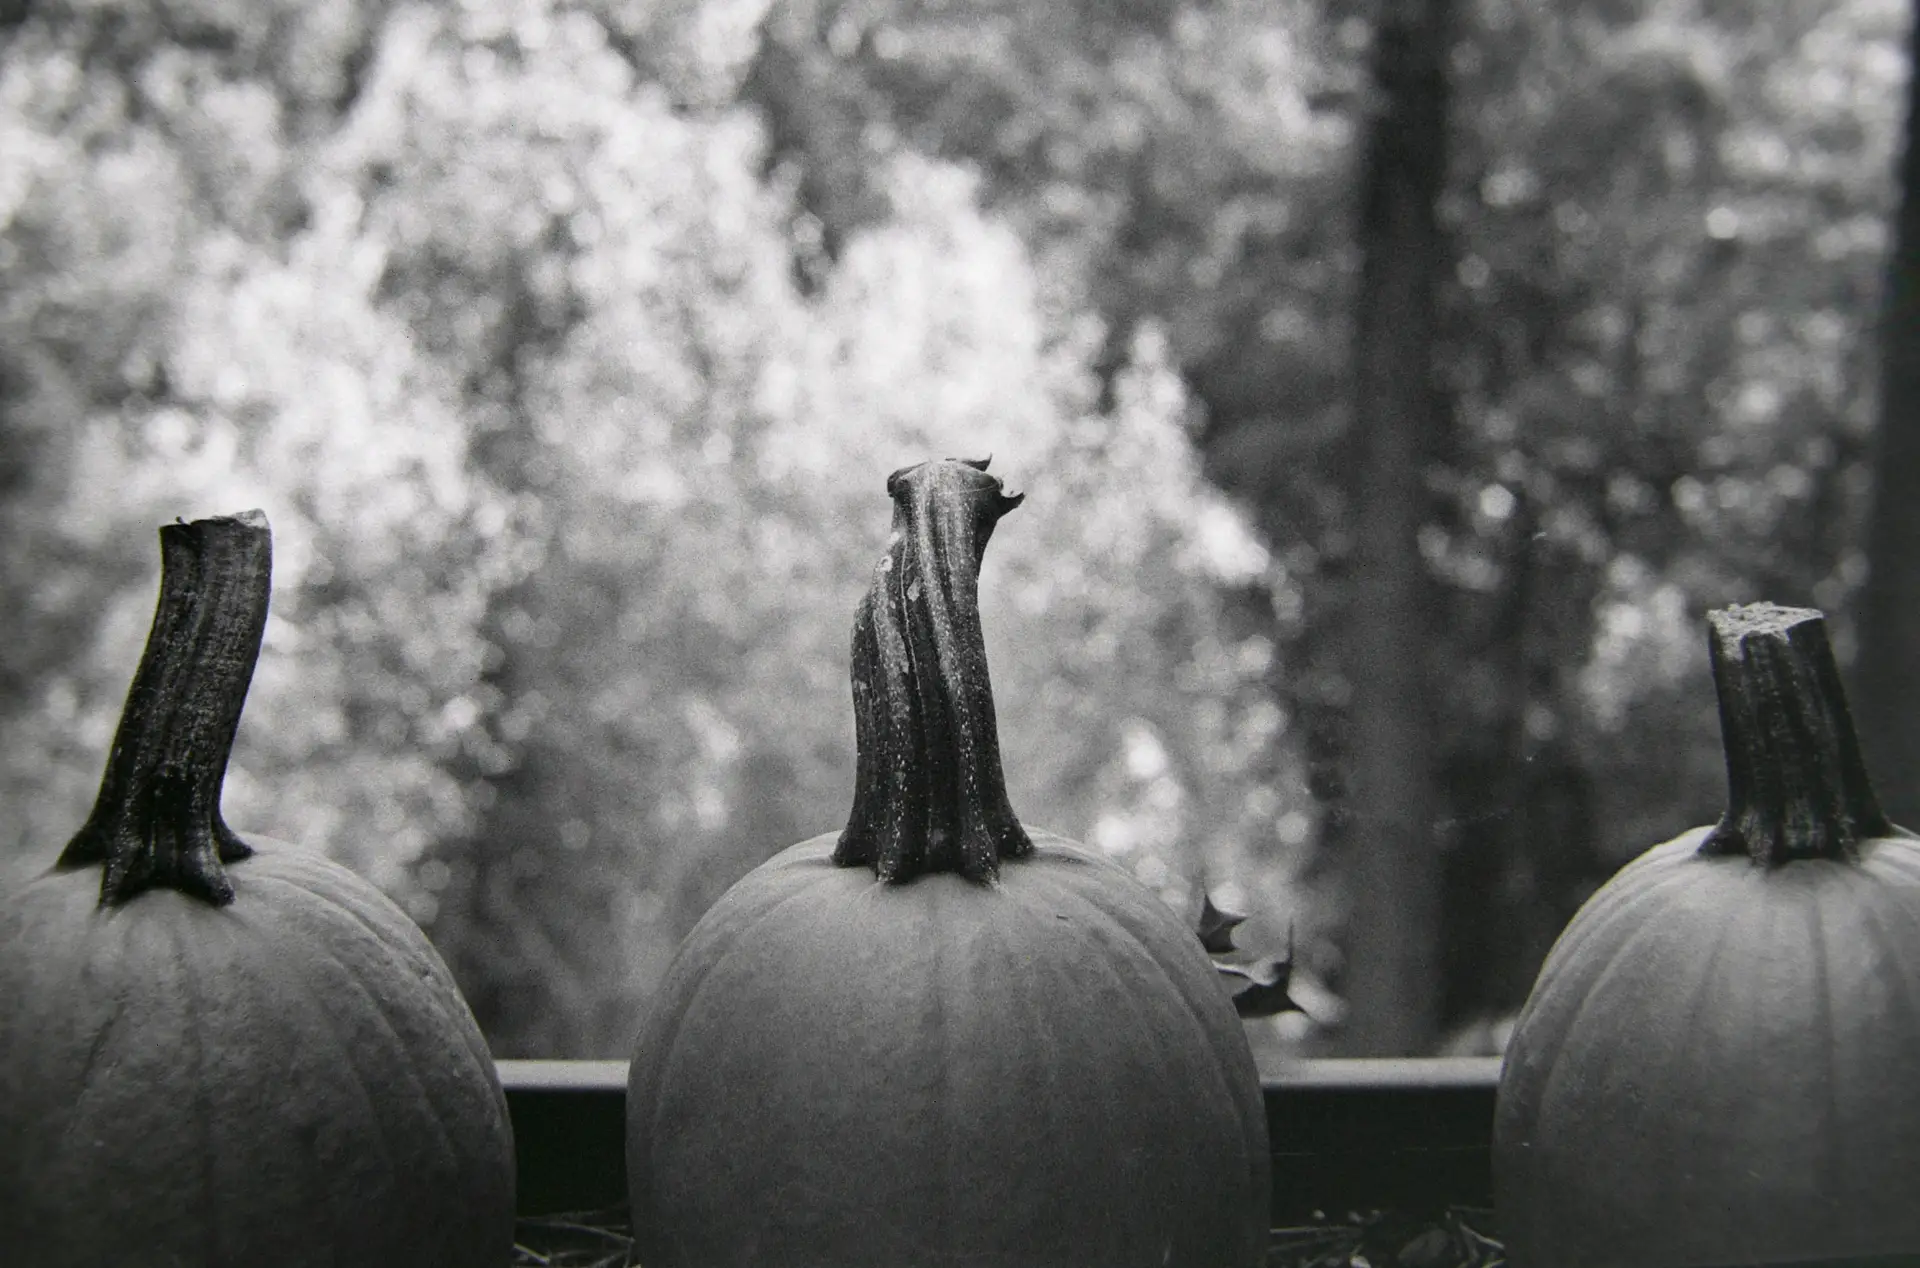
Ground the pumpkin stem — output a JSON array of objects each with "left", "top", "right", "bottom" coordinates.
[
  {"left": 1699, "top": 602, "right": 1892, "bottom": 866},
  {"left": 58, "top": 510, "right": 272, "bottom": 906},
  {"left": 835, "top": 458, "right": 1032, "bottom": 883}
]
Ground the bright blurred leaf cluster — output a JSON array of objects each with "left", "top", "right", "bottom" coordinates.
[
  {"left": 1, "top": 0, "right": 1909, "bottom": 1055},
  {"left": 0, "top": 0, "right": 1298, "bottom": 1053}
]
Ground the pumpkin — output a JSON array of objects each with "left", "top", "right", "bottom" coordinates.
[
  {"left": 626, "top": 458, "right": 1271, "bottom": 1268},
  {"left": 0, "top": 511, "right": 515, "bottom": 1268},
  {"left": 1493, "top": 602, "right": 1920, "bottom": 1267}
]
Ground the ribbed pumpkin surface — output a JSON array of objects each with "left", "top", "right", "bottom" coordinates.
[
  {"left": 0, "top": 836, "right": 516, "bottom": 1268},
  {"left": 628, "top": 828, "right": 1271, "bottom": 1268},
  {"left": 1494, "top": 825, "right": 1920, "bottom": 1267}
]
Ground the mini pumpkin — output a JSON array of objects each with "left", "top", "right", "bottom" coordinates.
[
  {"left": 0, "top": 511, "right": 515, "bottom": 1268},
  {"left": 626, "top": 458, "right": 1271, "bottom": 1268},
  {"left": 1494, "top": 602, "right": 1920, "bottom": 1267}
]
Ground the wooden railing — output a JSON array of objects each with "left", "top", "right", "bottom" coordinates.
[{"left": 498, "top": 1056, "right": 1505, "bottom": 1221}]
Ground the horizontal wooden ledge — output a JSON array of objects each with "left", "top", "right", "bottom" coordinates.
[
  {"left": 497, "top": 1055, "right": 1505, "bottom": 1094},
  {"left": 497, "top": 1058, "right": 630, "bottom": 1092},
  {"left": 1263, "top": 1055, "right": 1502, "bottom": 1089},
  {"left": 498, "top": 1056, "right": 1505, "bottom": 1221}
]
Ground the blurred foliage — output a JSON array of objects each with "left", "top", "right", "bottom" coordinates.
[
  {"left": 0, "top": 0, "right": 1910, "bottom": 1055},
  {"left": 0, "top": 0, "right": 1294, "bottom": 1056}
]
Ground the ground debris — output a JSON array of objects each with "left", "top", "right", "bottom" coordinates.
[
  {"left": 1267, "top": 1207, "right": 1504, "bottom": 1268},
  {"left": 510, "top": 1204, "right": 1504, "bottom": 1268},
  {"left": 512, "top": 1206, "right": 634, "bottom": 1267}
]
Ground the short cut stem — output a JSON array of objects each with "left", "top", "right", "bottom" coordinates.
[
  {"left": 59, "top": 511, "right": 272, "bottom": 906},
  {"left": 835, "top": 458, "right": 1032, "bottom": 883},
  {"left": 1699, "top": 602, "right": 1892, "bottom": 866}
]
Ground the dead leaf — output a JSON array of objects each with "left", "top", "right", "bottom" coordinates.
[
  {"left": 1195, "top": 891, "right": 1248, "bottom": 954},
  {"left": 1216, "top": 952, "right": 1303, "bottom": 1019}
]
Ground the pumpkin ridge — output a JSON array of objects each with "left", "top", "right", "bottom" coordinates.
[
  {"left": 1517, "top": 885, "right": 1736, "bottom": 1264},
  {"left": 43, "top": 1018, "right": 126, "bottom": 1224},
  {"left": 991, "top": 896, "right": 1124, "bottom": 1258},
  {"left": 1853, "top": 879, "right": 1920, "bottom": 1053},
  {"left": 246, "top": 852, "right": 505, "bottom": 1091},
  {"left": 1840, "top": 874, "right": 1920, "bottom": 1193},
  {"left": 246, "top": 854, "right": 422, "bottom": 956},
  {"left": 1525, "top": 848, "right": 1700, "bottom": 989},
  {"left": 1021, "top": 849, "right": 1267, "bottom": 1170},
  {"left": 994, "top": 910, "right": 1065, "bottom": 1248},
  {"left": 928, "top": 877, "right": 956, "bottom": 1254},
  {"left": 1025, "top": 871, "right": 1258, "bottom": 1225},
  {"left": 176, "top": 906, "right": 326, "bottom": 1244},
  {"left": 1641, "top": 888, "right": 1739, "bottom": 1195},
  {"left": 1862, "top": 836, "right": 1920, "bottom": 881},
  {"left": 60, "top": 976, "right": 126, "bottom": 1149},
  {"left": 306, "top": 934, "right": 454, "bottom": 1160},
  {"left": 239, "top": 906, "right": 457, "bottom": 1262},
  {"left": 1524, "top": 869, "right": 1731, "bottom": 1136},
  {"left": 246, "top": 850, "right": 432, "bottom": 953},
  {"left": 40, "top": 904, "right": 141, "bottom": 1166},
  {"left": 637, "top": 874, "right": 846, "bottom": 1160},
  {"left": 962, "top": 878, "right": 1201, "bottom": 1257},
  {"left": 1806, "top": 887, "right": 1846, "bottom": 1236},
  {"left": 1043, "top": 872, "right": 1247, "bottom": 1115},
  {"left": 171, "top": 915, "right": 224, "bottom": 1266},
  {"left": 274, "top": 883, "right": 510, "bottom": 1215},
  {"left": 248, "top": 860, "right": 500, "bottom": 1090},
  {"left": 248, "top": 907, "right": 421, "bottom": 1210}
]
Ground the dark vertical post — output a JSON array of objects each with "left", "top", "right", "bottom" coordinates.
[{"left": 1339, "top": 0, "right": 1454, "bottom": 1055}]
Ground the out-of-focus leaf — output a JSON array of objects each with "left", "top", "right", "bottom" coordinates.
[
  {"left": 1214, "top": 921, "right": 1304, "bottom": 1020},
  {"left": 1196, "top": 890, "right": 1249, "bottom": 954},
  {"left": 1217, "top": 953, "right": 1304, "bottom": 1020}
]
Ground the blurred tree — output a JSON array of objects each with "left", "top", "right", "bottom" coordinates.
[
  {"left": 1424, "top": 0, "right": 1906, "bottom": 1048},
  {"left": 3, "top": 0, "right": 1909, "bottom": 1058},
  {"left": 297, "top": 0, "right": 1296, "bottom": 1056},
  {"left": 1336, "top": 0, "right": 1452, "bottom": 1057},
  {"left": 1, "top": 0, "right": 1296, "bottom": 1058},
  {"left": 0, "top": 0, "right": 519, "bottom": 896},
  {"left": 724, "top": 0, "right": 1365, "bottom": 1044},
  {"left": 725, "top": 0, "right": 1913, "bottom": 1051},
  {"left": 1856, "top": 3, "right": 1920, "bottom": 823}
]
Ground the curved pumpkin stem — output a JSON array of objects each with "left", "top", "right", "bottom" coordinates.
[
  {"left": 835, "top": 457, "right": 1032, "bottom": 884},
  {"left": 1699, "top": 602, "right": 1893, "bottom": 866},
  {"left": 59, "top": 511, "right": 271, "bottom": 906}
]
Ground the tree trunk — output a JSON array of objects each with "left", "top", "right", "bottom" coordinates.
[
  {"left": 1337, "top": 0, "right": 1453, "bottom": 1056},
  {"left": 1854, "top": 11, "right": 1920, "bottom": 827}
]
